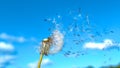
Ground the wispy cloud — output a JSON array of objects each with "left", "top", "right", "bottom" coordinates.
[
  {"left": 28, "top": 58, "right": 53, "bottom": 68},
  {"left": 41, "top": 58, "right": 53, "bottom": 65},
  {"left": 83, "top": 39, "right": 117, "bottom": 50},
  {"left": 0, "top": 33, "right": 40, "bottom": 44},
  {"left": 71, "top": 65, "right": 80, "bottom": 68},
  {"left": 28, "top": 61, "right": 37, "bottom": 68},
  {"left": 0, "top": 33, "right": 26, "bottom": 43},
  {"left": 0, "top": 55, "right": 16, "bottom": 68},
  {"left": 0, "top": 42, "right": 17, "bottom": 68}
]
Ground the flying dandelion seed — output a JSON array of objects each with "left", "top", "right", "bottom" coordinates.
[{"left": 37, "top": 8, "right": 120, "bottom": 68}]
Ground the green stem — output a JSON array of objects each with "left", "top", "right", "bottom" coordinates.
[{"left": 38, "top": 53, "right": 44, "bottom": 68}]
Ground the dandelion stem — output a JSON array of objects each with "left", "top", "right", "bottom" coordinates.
[{"left": 38, "top": 53, "right": 44, "bottom": 68}]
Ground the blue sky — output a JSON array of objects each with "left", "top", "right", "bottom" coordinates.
[{"left": 0, "top": 0, "right": 120, "bottom": 68}]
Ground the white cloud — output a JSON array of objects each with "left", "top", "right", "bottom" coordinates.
[
  {"left": 41, "top": 58, "right": 52, "bottom": 65},
  {"left": 0, "top": 42, "right": 16, "bottom": 68},
  {"left": 72, "top": 65, "right": 80, "bottom": 68},
  {"left": 83, "top": 39, "right": 114, "bottom": 50},
  {"left": 28, "top": 61, "right": 37, "bottom": 68},
  {"left": 0, "top": 33, "right": 26, "bottom": 43},
  {"left": 0, "top": 55, "right": 15, "bottom": 64},
  {"left": 0, "top": 42, "right": 14, "bottom": 51},
  {"left": 28, "top": 58, "right": 53, "bottom": 68},
  {"left": 0, "top": 55, "right": 16, "bottom": 68}
]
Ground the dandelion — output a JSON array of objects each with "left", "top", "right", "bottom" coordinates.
[{"left": 37, "top": 30, "right": 64, "bottom": 68}]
